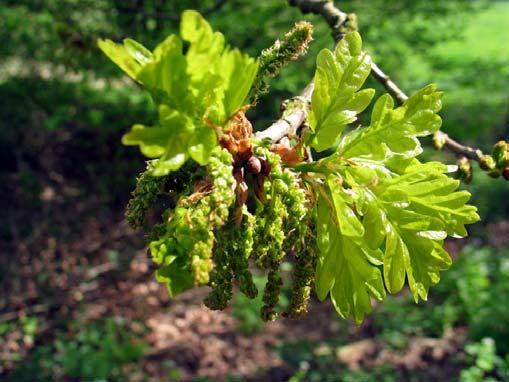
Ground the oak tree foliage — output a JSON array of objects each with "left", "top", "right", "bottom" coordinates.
[{"left": 100, "top": 10, "right": 479, "bottom": 323}]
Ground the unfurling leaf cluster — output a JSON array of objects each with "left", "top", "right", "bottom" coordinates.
[
  {"left": 102, "top": 11, "right": 480, "bottom": 324},
  {"left": 99, "top": 10, "right": 258, "bottom": 176}
]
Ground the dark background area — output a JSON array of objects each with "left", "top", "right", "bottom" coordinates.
[{"left": 1, "top": 1, "right": 509, "bottom": 381}]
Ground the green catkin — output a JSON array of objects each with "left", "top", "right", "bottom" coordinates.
[
  {"left": 261, "top": 269, "right": 283, "bottom": 322},
  {"left": 285, "top": 226, "right": 318, "bottom": 318},
  {"left": 274, "top": 168, "right": 317, "bottom": 318},
  {"left": 280, "top": 178, "right": 316, "bottom": 318},
  {"left": 253, "top": 148, "right": 289, "bottom": 320},
  {"left": 203, "top": 228, "right": 234, "bottom": 310},
  {"left": 126, "top": 160, "right": 200, "bottom": 230},
  {"left": 253, "top": 147, "right": 285, "bottom": 265},
  {"left": 254, "top": 183, "right": 286, "bottom": 269},
  {"left": 125, "top": 161, "right": 166, "bottom": 229},
  {"left": 249, "top": 21, "right": 313, "bottom": 104},
  {"left": 150, "top": 148, "right": 236, "bottom": 288},
  {"left": 230, "top": 208, "right": 258, "bottom": 298},
  {"left": 253, "top": 174, "right": 285, "bottom": 318},
  {"left": 148, "top": 222, "right": 167, "bottom": 242},
  {"left": 205, "top": 207, "right": 258, "bottom": 309},
  {"left": 280, "top": 173, "right": 307, "bottom": 252}
]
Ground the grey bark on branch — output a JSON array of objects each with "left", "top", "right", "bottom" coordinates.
[
  {"left": 256, "top": 0, "right": 487, "bottom": 166},
  {"left": 255, "top": 82, "right": 314, "bottom": 142}
]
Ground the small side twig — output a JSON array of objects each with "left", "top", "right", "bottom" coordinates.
[
  {"left": 433, "top": 131, "right": 481, "bottom": 161},
  {"left": 370, "top": 62, "right": 408, "bottom": 106}
]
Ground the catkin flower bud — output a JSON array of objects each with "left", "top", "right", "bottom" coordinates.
[
  {"left": 432, "top": 131, "right": 447, "bottom": 151},
  {"left": 479, "top": 155, "right": 496, "bottom": 172},
  {"left": 261, "top": 270, "right": 283, "bottom": 321},
  {"left": 457, "top": 155, "right": 473, "bottom": 184},
  {"left": 492, "top": 140, "right": 508, "bottom": 169}
]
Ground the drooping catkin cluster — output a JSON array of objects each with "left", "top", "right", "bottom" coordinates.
[
  {"left": 249, "top": 21, "right": 313, "bottom": 104},
  {"left": 126, "top": 143, "right": 318, "bottom": 320},
  {"left": 253, "top": 147, "right": 315, "bottom": 321},
  {"left": 149, "top": 147, "right": 236, "bottom": 287},
  {"left": 281, "top": 181, "right": 317, "bottom": 318},
  {"left": 126, "top": 160, "right": 199, "bottom": 229}
]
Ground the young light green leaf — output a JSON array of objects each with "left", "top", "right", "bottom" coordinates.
[
  {"left": 98, "top": 38, "right": 152, "bottom": 80},
  {"left": 315, "top": 182, "right": 385, "bottom": 324},
  {"left": 326, "top": 177, "right": 364, "bottom": 237},
  {"left": 122, "top": 106, "right": 195, "bottom": 176},
  {"left": 349, "top": 162, "right": 479, "bottom": 301},
  {"left": 179, "top": 10, "right": 258, "bottom": 124},
  {"left": 137, "top": 35, "right": 193, "bottom": 113},
  {"left": 309, "top": 32, "right": 374, "bottom": 152},
  {"left": 329, "top": 234, "right": 385, "bottom": 324},
  {"left": 188, "top": 125, "right": 217, "bottom": 165},
  {"left": 156, "top": 263, "right": 194, "bottom": 297},
  {"left": 219, "top": 49, "right": 259, "bottom": 120},
  {"left": 383, "top": 162, "right": 480, "bottom": 237},
  {"left": 304, "top": 41, "right": 478, "bottom": 310},
  {"left": 180, "top": 9, "right": 225, "bottom": 77},
  {"left": 339, "top": 85, "right": 443, "bottom": 161}
]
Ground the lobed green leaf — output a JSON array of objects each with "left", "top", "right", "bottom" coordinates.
[
  {"left": 315, "top": 180, "right": 385, "bottom": 324},
  {"left": 339, "top": 85, "right": 443, "bottom": 161},
  {"left": 309, "top": 32, "right": 374, "bottom": 152}
]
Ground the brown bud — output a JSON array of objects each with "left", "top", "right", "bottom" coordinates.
[
  {"left": 229, "top": 110, "right": 253, "bottom": 140},
  {"left": 457, "top": 155, "right": 473, "bottom": 184},
  {"left": 492, "top": 140, "right": 509, "bottom": 169},
  {"left": 237, "top": 139, "right": 252, "bottom": 156},
  {"left": 234, "top": 180, "right": 249, "bottom": 226},
  {"left": 479, "top": 155, "right": 496, "bottom": 171},
  {"left": 233, "top": 139, "right": 253, "bottom": 167},
  {"left": 245, "top": 156, "right": 262, "bottom": 174},
  {"left": 233, "top": 155, "right": 244, "bottom": 167}
]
